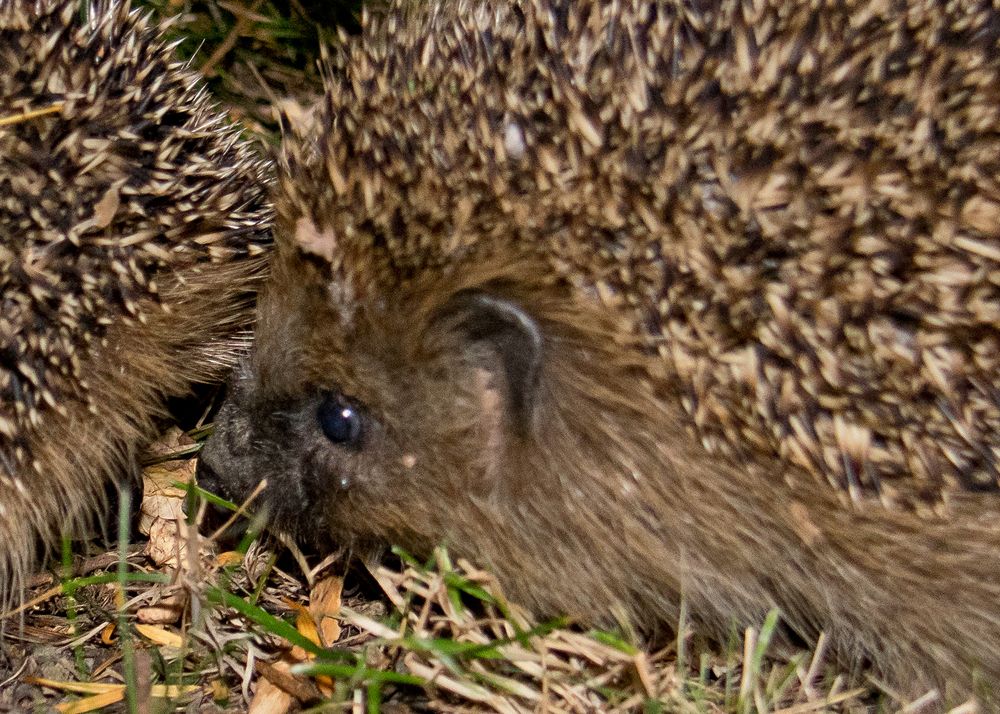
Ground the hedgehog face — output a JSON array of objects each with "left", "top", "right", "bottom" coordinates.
[
  {"left": 198, "top": 231, "right": 694, "bottom": 628},
  {"left": 197, "top": 246, "right": 554, "bottom": 551},
  {"left": 197, "top": 364, "right": 411, "bottom": 547}
]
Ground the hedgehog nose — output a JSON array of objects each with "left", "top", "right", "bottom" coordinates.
[{"left": 194, "top": 445, "right": 251, "bottom": 542}]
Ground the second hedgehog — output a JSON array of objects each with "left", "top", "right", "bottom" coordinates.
[
  {"left": 200, "top": 0, "right": 1000, "bottom": 703},
  {"left": 1, "top": 0, "right": 271, "bottom": 597}
]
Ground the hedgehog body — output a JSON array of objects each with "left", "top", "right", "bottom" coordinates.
[
  {"left": 0, "top": 0, "right": 272, "bottom": 596},
  {"left": 201, "top": 0, "right": 1000, "bottom": 702}
]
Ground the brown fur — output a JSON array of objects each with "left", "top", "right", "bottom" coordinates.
[
  {"left": 0, "top": 1, "right": 272, "bottom": 598},
  {"left": 201, "top": 0, "right": 1000, "bottom": 704}
]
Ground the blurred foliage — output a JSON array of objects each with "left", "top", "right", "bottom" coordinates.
[{"left": 135, "top": 0, "right": 363, "bottom": 138}]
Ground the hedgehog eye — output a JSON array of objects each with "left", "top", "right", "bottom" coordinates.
[{"left": 317, "top": 394, "right": 364, "bottom": 446}]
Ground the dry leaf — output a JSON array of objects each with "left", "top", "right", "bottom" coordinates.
[
  {"left": 217, "top": 551, "right": 244, "bottom": 568},
  {"left": 282, "top": 598, "right": 320, "bottom": 661},
  {"left": 134, "top": 623, "right": 184, "bottom": 648},
  {"left": 309, "top": 576, "right": 343, "bottom": 647},
  {"left": 90, "top": 184, "right": 121, "bottom": 229},
  {"left": 277, "top": 97, "right": 323, "bottom": 136},
  {"left": 56, "top": 689, "right": 124, "bottom": 713},
  {"left": 140, "top": 429, "right": 197, "bottom": 567},
  {"left": 209, "top": 679, "right": 229, "bottom": 703},
  {"left": 25, "top": 678, "right": 121, "bottom": 695},
  {"left": 136, "top": 591, "right": 187, "bottom": 625},
  {"left": 41, "top": 678, "right": 199, "bottom": 714},
  {"left": 248, "top": 671, "right": 295, "bottom": 714},
  {"left": 257, "top": 658, "right": 323, "bottom": 705}
]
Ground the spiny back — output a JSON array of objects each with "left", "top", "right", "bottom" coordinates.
[
  {"left": 0, "top": 0, "right": 272, "bottom": 592},
  {"left": 281, "top": 0, "right": 1000, "bottom": 511},
  {"left": 0, "top": 0, "right": 270, "bottom": 461}
]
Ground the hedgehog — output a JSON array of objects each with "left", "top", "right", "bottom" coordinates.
[
  {"left": 198, "top": 0, "right": 1000, "bottom": 703},
  {"left": 0, "top": 0, "right": 272, "bottom": 600}
]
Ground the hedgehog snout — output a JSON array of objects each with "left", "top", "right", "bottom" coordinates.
[
  {"left": 197, "top": 370, "right": 269, "bottom": 504},
  {"left": 196, "top": 407, "right": 248, "bottom": 504},
  {"left": 198, "top": 369, "right": 348, "bottom": 532}
]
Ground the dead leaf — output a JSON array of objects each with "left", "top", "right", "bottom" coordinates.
[
  {"left": 256, "top": 658, "right": 323, "bottom": 706},
  {"left": 309, "top": 576, "right": 343, "bottom": 647},
  {"left": 283, "top": 598, "right": 320, "bottom": 661},
  {"left": 248, "top": 667, "right": 295, "bottom": 714},
  {"left": 56, "top": 689, "right": 124, "bottom": 713},
  {"left": 209, "top": 679, "right": 229, "bottom": 703},
  {"left": 140, "top": 429, "right": 197, "bottom": 567},
  {"left": 134, "top": 623, "right": 183, "bottom": 648},
  {"left": 90, "top": 185, "right": 121, "bottom": 229},
  {"left": 216, "top": 551, "right": 244, "bottom": 568},
  {"left": 136, "top": 591, "right": 187, "bottom": 625}
]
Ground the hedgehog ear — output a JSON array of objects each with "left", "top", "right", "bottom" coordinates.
[{"left": 434, "top": 291, "right": 543, "bottom": 434}]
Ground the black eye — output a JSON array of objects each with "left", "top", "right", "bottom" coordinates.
[{"left": 317, "top": 394, "right": 364, "bottom": 446}]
